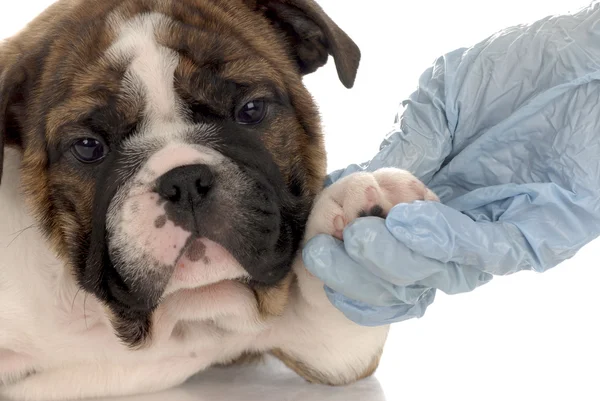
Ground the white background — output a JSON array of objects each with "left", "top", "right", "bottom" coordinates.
[{"left": 1, "top": 1, "right": 599, "bottom": 400}]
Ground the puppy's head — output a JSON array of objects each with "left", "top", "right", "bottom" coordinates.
[{"left": 0, "top": 0, "right": 359, "bottom": 346}]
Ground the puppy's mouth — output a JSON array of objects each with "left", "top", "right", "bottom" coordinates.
[{"left": 164, "top": 235, "right": 250, "bottom": 295}]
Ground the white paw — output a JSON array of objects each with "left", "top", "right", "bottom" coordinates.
[{"left": 305, "top": 168, "right": 439, "bottom": 242}]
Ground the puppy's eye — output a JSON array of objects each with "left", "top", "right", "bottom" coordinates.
[
  {"left": 71, "top": 138, "right": 107, "bottom": 164},
  {"left": 236, "top": 100, "right": 267, "bottom": 125}
]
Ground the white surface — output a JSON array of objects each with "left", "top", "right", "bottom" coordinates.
[
  {"left": 102, "top": 357, "right": 386, "bottom": 401},
  {"left": 2, "top": 1, "right": 600, "bottom": 400}
]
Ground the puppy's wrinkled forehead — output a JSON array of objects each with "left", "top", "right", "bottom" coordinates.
[
  {"left": 104, "top": 12, "right": 269, "bottom": 115},
  {"left": 64, "top": 10, "right": 278, "bottom": 145},
  {"left": 39, "top": 6, "right": 287, "bottom": 163}
]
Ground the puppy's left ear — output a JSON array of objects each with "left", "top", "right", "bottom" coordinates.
[{"left": 248, "top": 0, "right": 361, "bottom": 88}]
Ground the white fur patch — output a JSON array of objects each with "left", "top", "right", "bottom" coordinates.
[{"left": 106, "top": 13, "right": 181, "bottom": 126}]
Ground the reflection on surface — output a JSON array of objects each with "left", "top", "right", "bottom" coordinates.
[{"left": 107, "top": 357, "right": 386, "bottom": 401}]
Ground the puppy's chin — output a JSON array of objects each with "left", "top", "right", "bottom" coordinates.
[{"left": 126, "top": 235, "right": 251, "bottom": 297}]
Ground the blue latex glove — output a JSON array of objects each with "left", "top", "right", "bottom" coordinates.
[{"left": 303, "top": 2, "right": 600, "bottom": 326}]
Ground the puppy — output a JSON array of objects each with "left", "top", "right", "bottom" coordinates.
[{"left": 0, "top": 0, "right": 439, "bottom": 400}]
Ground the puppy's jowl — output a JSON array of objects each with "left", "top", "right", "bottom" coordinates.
[{"left": 0, "top": 1, "right": 438, "bottom": 399}]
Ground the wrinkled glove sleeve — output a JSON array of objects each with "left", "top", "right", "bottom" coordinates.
[{"left": 304, "top": 3, "right": 600, "bottom": 326}]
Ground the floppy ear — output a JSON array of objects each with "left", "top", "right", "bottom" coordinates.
[{"left": 248, "top": 0, "right": 361, "bottom": 88}]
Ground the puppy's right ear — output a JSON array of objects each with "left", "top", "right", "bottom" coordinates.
[{"left": 0, "top": 48, "right": 26, "bottom": 186}]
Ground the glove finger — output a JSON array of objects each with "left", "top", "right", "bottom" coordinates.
[
  {"left": 324, "top": 286, "right": 437, "bottom": 326},
  {"left": 342, "top": 217, "right": 492, "bottom": 294},
  {"left": 303, "top": 234, "right": 431, "bottom": 306},
  {"left": 385, "top": 201, "right": 528, "bottom": 275},
  {"left": 342, "top": 217, "right": 440, "bottom": 284},
  {"left": 385, "top": 202, "right": 461, "bottom": 263},
  {"left": 343, "top": 217, "right": 492, "bottom": 292}
]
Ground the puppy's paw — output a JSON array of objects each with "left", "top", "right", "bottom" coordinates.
[{"left": 305, "top": 168, "right": 439, "bottom": 242}]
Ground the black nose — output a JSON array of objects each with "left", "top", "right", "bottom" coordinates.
[{"left": 157, "top": 164, "right": 214, "bottom": 208}]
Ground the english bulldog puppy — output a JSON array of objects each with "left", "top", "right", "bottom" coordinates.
[{"left": 0, "top": 0, "right": 439, "bottom": 400}]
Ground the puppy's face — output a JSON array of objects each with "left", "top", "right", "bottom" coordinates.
[{"left": 0, "top": 0, "right": 359, "bottom": 346}]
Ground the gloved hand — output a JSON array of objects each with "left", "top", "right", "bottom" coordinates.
[{"left": 303, "top": 2, "right": 600, "bottom": 326}]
